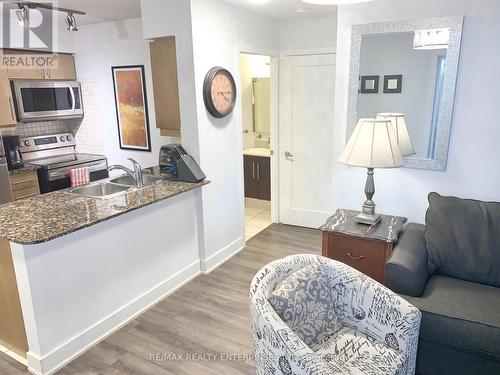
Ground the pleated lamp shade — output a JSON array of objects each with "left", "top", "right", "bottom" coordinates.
[
  {"left": 376, "top": 113, "right": 416, "bottom": 156},
  {"left": 339, "top": 118, "right": 404, "bottom": 168}
]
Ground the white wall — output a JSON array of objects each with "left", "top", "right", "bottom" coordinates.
[
  {"left": 140, "top": 0, "right": 279, "bottom": 268},
  {"left": 334, "top": 0, "right": 500, "bottom": 224},
  {"left": 190, "top": 0, "right": 279, "bottom": 266},
  {"left": 279, "top": 13, "right": 337, "bottom": 54},
  {"left": 73, "top": 18, "right": 177, "bottom": 169}
]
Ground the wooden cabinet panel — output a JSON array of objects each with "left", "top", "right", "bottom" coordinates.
[
  {"left": 149, "top": 36, "right": 181, "bottom": 137},
  {"left": 0, "top": 238, "right": 28, "bottom": 358},
  {"left": 244, "top": 155, "right": 259, "bottom": 199},
  {"left": 5, "top": 50, "right": 75, "bottom": 80},
  {"left": 322, "top": 232, "right": 393, "bottom": 284},
  {"left": 10, "top": 170, "right": 40, "bottom": 200},
  {"left": 48, "top": 53, "right": 76, "bottom": 80},
  {"left": 244, "top": 155, "right": 271, "bottom": 201},
  {"left": 0, "top": 69, "right": 16, "bottom": 127}
]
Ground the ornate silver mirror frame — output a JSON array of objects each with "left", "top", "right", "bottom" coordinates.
[{"left": 347, "top": 15, "right": 464, "bottom": 171}]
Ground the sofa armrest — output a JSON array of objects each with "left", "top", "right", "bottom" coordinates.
[{"left": 385, "top": 223, "right": 429, "bottom": 297}]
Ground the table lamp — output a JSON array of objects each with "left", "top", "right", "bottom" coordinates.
[
  {"left": 339, "top": 118, "right": 404, "bottom": 225},
  {"left": 376, "top": 113, "right": 416, "bottom": 156}
]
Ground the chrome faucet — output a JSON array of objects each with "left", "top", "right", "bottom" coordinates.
[{"left": 107, "top": 158, "right": 144, "bottom": 188}]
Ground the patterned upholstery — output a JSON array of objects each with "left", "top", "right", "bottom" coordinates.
[{"left": 250, "top": 254, "right": 421, "bottom": 375}]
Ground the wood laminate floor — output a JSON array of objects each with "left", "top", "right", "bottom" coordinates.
[{"left": 0, "top": 224, "right": 321, "bottom": 375}]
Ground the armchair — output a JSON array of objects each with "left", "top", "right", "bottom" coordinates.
[{"left": 250, "top": 254, "right": 421, "bottom": 375}]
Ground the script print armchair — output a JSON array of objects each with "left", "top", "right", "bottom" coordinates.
[{"left": 250, "top": 254, "right": 421, "bottom": 375}]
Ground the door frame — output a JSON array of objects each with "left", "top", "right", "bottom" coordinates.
[{"left": 238, "top": 51, "right": 279, "bottom": 226}]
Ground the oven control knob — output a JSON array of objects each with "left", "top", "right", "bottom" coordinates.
[
  {"left": 60, "top": 136, "right": 66, "bottom": 142},
  {"left": 66, "top": 135, "right": 72, "bottom": 141},
  {"left": 24, "top": 140, "right": 30, "bottom": 147}
]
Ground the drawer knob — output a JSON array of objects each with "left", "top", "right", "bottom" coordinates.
[{"left": 346, "top": 252, "right": 364, "bottom": 260}]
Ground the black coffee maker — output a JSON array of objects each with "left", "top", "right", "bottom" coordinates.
[{"left": 2, "top": 135, "right": 24, "bottom": 170}]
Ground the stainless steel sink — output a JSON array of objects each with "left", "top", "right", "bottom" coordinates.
[
  {"left": 67, "top": 182, "right": 131, "bottom": 200},
  {"left": 109, "top": 174, "right": 164, "bottom": 187}
]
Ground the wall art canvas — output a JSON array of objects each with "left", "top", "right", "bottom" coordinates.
[{"left": 112, "top": 65, "right": 151, "bottom": 151}]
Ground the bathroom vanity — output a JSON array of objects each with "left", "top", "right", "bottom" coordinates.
[{"left": 243, "top": 148, "right": 271, "bottom": 201}]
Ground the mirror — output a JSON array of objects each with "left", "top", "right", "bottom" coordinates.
[
  {"left": 347, "top": 16, "right": 464, "bottom": 170},
  {"left": 252, "top": 77, "right": 270, "bottom": 134}
]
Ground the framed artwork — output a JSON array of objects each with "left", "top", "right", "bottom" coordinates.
[
  {"left": 112, "top": 65, "right": 152, "bottom": 152},
  {"left": 359, "top": 75, "right": 379, "bottom": 94},
  {"left": 383, "top": 74, "right": 403, "bottom": 94}
]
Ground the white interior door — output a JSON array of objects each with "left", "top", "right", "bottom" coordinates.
[{"left": 279, "top": 54, "right": 336, "bottom": 228}]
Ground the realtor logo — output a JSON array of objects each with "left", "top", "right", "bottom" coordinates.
[{"left": 0, "top": 2, "right": 57, "bottom": 51}]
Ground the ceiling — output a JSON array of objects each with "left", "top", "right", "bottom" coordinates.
[
  {"left": 218, "top": 0, "right": 337, "bottom": 19},
  {"left": 57, "top": 0, "right": 141, "bottom": 25},
  {"left": 56, "top": 0, "right": 336, "bottom": 26}
]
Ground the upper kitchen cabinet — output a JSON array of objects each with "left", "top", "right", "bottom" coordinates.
[
  {"left": 46, "top": 53, "right": 77, "bottom": 80},
  {"left": 0, "top": 69, "right": 17, "bottom": 127},
  {"left": 149, "top": 36, "right": 181, "bottom": 138},
  {"left": 4, "top": 50, "right": 76, "bottom": 80}
]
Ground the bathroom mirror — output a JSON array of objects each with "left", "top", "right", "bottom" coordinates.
[
  {"left": 347, "top": 16, "right": 463, "bottom": 170},
  {"left": 252, "top": 77, "right": 270, "bottom": 134}
]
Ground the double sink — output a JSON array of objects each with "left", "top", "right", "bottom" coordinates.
[{"left": 67, "top": 175, "right": 164, "bottom": 200}]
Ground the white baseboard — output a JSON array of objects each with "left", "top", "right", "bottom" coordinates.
[
  {"left": 26, "top": 261, "right": 201, "bottom": 375},
  {"left": 200, "top": 237, "right": 245, "bottom": 274}
]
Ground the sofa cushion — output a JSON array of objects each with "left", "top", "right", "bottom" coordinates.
[
  {"left": 404, "top": 275, "right": 500, "bottom": 360},
  {"left": 268, "top": 261, "right": 341, "bottom": 347},
  {"left": 425, "top": 192, "right": 500, "bottom": 287},
  {"left": 312, "top": 326, "right": 405, "bottom": 374}
]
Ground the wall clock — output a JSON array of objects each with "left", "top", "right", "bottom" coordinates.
[{"left": 203, "top": 66, "right": 237, "bottom": 118}]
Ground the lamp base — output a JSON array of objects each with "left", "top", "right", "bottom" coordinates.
[
  {"left": 355, "top": 168, "right": 381, "bottom": 226},
  {"left": 355, "top": 212, "right": 381, "bottom": 225}
]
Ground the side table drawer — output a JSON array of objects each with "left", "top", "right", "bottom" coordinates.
[{"left": 323, "top": 233, "right": 392, "bottom": 283}]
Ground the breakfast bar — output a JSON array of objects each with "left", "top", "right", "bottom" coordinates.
[{"left": 0, "top": 174, "right": 208, "bottom": 375}]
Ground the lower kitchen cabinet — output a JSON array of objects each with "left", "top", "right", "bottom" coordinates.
[
  {"left": 10, "top": 170, "right": 40, "bottom": 200},
  {"left": 244, "top": 155, "right": 270, "bottom": 201}
]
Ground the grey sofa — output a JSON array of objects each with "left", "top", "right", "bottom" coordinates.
[{"left": 385, "top": 192, "right": 500, "bottom": 375}]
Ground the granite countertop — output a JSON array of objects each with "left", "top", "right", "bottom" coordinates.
[
  {"left": 0, "top": 170, "right": 209, "bottom": 245},
  {"left": 9, "top": 165, "right": 40, "bottom": 174},
  {"left": 319, "top": 209, "right": 407, "bottom": 242}
]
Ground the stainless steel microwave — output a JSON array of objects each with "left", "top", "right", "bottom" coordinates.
[{"left": 12, "top": 80, "right": 84, "bottom": 122}]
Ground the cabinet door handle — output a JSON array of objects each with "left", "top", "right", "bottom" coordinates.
[
  {"left": 11, "top": 178, "right": 37, "bottom": 185},
  {"left": 346, "top": 252, "right": 364, "bottom": 260},
  {"left": 252, "top": 162, "right": 255, "bottom": 179},
  {"left": 8, "top": 96, "right": 15, "bottom": 122},
  {"left": 257, "top": 162, "right": 260, "bottom": 180}
]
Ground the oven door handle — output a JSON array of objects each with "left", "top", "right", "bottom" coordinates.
[{"left": 48, "top": 160, "right": 108, "bottom": 181}]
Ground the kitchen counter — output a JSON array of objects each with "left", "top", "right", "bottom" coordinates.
[
  {"left": 8, "top": 165, "right": 40, "bottom": 174},
  {"left": 0, "top": 171, "right": 208, "bottom": 245},
  {"left": 243, "top": 147, "right": 271, "bottom": 157}
]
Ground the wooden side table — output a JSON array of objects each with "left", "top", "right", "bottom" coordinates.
[{"left": 320, "top": 209, "right": 407, "bottom": 284}]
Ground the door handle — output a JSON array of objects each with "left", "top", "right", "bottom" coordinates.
[
  {"left": 68, "top": 85, "right": 76, "bottom": 111},
  {"left": 242, "top": 129, "right": 249, "bottom": 134},
  {"left": 252, "top": 162, "right": 255, "bottom": 179},
  {"left": 284, "top": 151, "right": 293, "bottom": 159},
  {"left": 257, "top": 162, "right": 260, "bottom": 180},
  {"left": 346, "top": 252, "right": 364, "bottom": 260}
]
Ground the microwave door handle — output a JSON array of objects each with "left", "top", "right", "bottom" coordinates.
[{"left": 68, "top": 85, "right": 76, "bottom": 112}]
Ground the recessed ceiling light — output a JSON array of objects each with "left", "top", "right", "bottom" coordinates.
[
  {"left": 296, "top": 7, "right": 311, "bottom": 14},
  {"left": 302, "top": 0, "right": 373, "bottom": 4}
]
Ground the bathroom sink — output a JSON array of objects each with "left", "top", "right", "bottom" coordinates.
[
  {"left": 67, "top": 182, "right": 131, "bottom": 200},
  {"left": 109, "top": 174, "right": 164, "bottom": 187}
]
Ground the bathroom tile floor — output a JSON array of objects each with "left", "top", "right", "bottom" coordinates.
[{"left": 245, "top": 199, "right": 272, "bottom": 241}]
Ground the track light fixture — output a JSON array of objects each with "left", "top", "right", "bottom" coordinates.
[
  {"left": 15, "top": 4, "right": 29, "bottom": 28},
  {"left": 65, "top": 12, "right": 78, "bottom": 31},
  {"left": 13, "top": 1, "right": 85, "bottom": 31}
]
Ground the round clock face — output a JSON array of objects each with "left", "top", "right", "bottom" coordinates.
[{"left": 203, "top": 67, "right": 237, "bottom": 118}]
